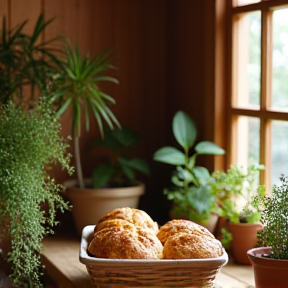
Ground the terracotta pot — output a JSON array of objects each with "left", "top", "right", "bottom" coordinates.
[
  {"left": 64, "top": 179, "right": 145, "bottom": 235},
  {"left": 229, "top": 222, "right": 263, "bottom": 265},
  {"left": 247, "top": 247, "right": 288, "bottom": 288}
]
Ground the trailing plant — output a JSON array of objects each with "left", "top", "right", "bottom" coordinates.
[
  {"left": 211, "top": 164, "right": 266, "bottom": 224},
  {"left": 0, "top": 99, "right": 73, "bottom": 287},
  {"left": 153, "top": 110, "right": 225, "bottom": 224},
  {"left": 0, "top": 13, "right": 63, "bottom": 106},
  {"left": 50, "top": 44, "right": 120, "bottom": 189},
  {"left": 92, "top": 126, "right": 150, "bottom": 188},
  {"left": 256, "top": 175, "right": 288, "bottom": 259}
]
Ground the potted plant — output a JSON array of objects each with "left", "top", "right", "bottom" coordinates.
[
  {"left": 153, "top": 110, "right": 225, "bottom": 233},
  {"left": 50, "top": 43, "right": 121, "bottom": 189},
  {"left": 50, "top": 44, "right": 149, "bottom": 234},
  {"left": 211, "top": 164, "right": 266, "bottom": 264},
  {"left": 66, "top": 126, "right": 150, "bottom": 234},
  {"left": 247, "top": 175, "right": 288, "bottom": 287},
  {"left": 0, "top": 99, "right": 73, "bottom": 287}
]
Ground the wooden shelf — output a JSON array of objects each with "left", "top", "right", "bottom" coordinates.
[{"left": 41, "top": 232, "right": 255, "bottom": 288}]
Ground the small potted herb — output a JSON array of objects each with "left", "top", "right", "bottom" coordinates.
[
  {"left": 211, "top": 164, "right": 265, "bottom": 264},
  {"left": 153, "top": 110, "right": 225, "bottom": 232},
  {"left": 247, "top": 175, "right": 288, "bottom": 287}
]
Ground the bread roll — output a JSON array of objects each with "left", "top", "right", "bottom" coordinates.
[
  {"left": 88, "top": 225, "right": 163, "bottom": 259},
  {"left": 97, "top": 207, "right": 159, "bottom": 234},
  {"left": 157, "top": 219, "right": 214, "bottom": 245},
  {"left": 94, "top": 218, "right": 135, "bottom": 233},
  {"left": 163, "top": 232, "right": 224, "bottom": 259}
]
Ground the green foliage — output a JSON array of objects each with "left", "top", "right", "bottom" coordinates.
[
  {"left": 92, "top": 126, "right": 150, "bottom": 188},
  {"left": 153, "top": 110, "right": 225, "bottom": 223},
  {"left": 220, "top": 227, "right": 233, "bottom": 250},
  {"left": 0, "top": 99, "right": 73, "bottom": 287},
  {"left": 256, "top": 175, "right": 288, "bottom": 259},
  {"left": 50, "top": 44, "right": 121, "bottom": 189},
  {"left": 211, "top": 164, "right": 265, "bottom": 224},
  {"left": 50, "top": 44, "right": 120, "bottom": 139},
  {"left": 0, "top": 13, "right": 63, "bottom": 105}
]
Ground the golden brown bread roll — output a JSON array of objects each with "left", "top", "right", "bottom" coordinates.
[
  {"left": 96, "top": 207, "right": 159, "bottom": 234},
  {"left": 162, "top": 232, "right": 224, "bottom": 259},
  {"left": 88, "top": 210, "right": 224, "bottom": 260},
  {"left": 88, "top": 225, "right": 163, "bottom": 259},
  {"left": 157, "top": 219, "right": 215, "bottom": 245},
  {"left": 94, "top": 218, "right": 135, "bottom": 233}
]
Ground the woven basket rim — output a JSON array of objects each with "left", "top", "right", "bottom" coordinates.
[{"left": 79, "top": 225, "right": 229, "bottom": 267}]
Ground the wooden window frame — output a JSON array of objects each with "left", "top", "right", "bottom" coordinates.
[{"left": 216, "top": 0, "right": 288, "bottom": 189}]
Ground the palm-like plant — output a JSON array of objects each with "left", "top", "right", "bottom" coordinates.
[
  {"left": 51, "top": 44, "right": 120, "bottom": 189},
  {"left": 0, "top": 13, "right": 63, "bottom": 105}
]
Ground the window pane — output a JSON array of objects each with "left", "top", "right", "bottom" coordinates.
[
  {"left": 271, "top": 120, "right": 288, "bottom": 186},
  {"left": 271, "top": 8, "right": 288, "bottom": 111},
  {"left": 236, "top": 0, "right": 260, "bottom": 6},
  {"left": 234, "top": 12, "right": 261, "bottom": 109},
  {"left": 235, "top": 116, "right": 260, "bottom": 166}
]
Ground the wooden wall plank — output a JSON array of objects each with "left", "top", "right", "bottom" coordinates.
[
  {"left": 78, "top": 0, "right": 94, "bottom": 55},
  {"left": 0, "top": 0, "right": 9, "bottom": 26},
  {"left": 10, "top": 0, "right": 42, "bottom": 33},
  {"left": 4, "top": 0, "right": 217, "bottom": 224},
  {"left": 43, "top": 0, "right": 65, "bottom": 40}
]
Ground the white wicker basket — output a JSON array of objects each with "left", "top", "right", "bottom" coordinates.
[{"left": 80, "top": 225, "right": 228, "bottom": 288}]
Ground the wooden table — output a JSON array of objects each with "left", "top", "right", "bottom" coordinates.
[{"left": 41, "top": 233, "right": 255, "bottom": 288}]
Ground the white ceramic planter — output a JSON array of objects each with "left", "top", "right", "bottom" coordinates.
[{"left": 64, "top": 179, "right": 145, "bottom": 235}]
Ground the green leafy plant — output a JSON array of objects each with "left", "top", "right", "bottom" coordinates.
[
  {"left": 211, "top": 164, "right": 266, "bottom": 224},
  {"left": 153, "top": 110, "right": 225, "bottom": 223},
  {"left": 50, "top": 44, "right": 120, "bottom": 189},
  {"left": 0, "top": 13, "right": 63, "bottom": 105},
  {"left": 0, "top": 99, "right": 73, "bottom": 287},
  {"left": 256, "top": 175, "right": 288, "bottom": 259},
  {"left": 92, "top": 126, "right": 150, "bottom": 188}
]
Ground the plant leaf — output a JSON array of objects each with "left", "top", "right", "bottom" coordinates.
[
  {"left": 172, "top": 111, "right": 197, "bottom": 152},
  {"left": 187, "top": 185, "right": 214, "bottom": 214},
  {"left": 92, "top": 163, "right": 115, "bottom": 188},
  {"left": 195, "top": 141, "right": 225, "bottom": 155},
  {"left": 192, "top": 166, "right": 211, "bottom": 186},
  {"left": 153, "top": 147, "right": 185, "bottom": 165}
]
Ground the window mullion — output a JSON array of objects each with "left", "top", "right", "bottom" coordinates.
[{"left": 259, "top": 8, "right": 272, "bottom": 186}]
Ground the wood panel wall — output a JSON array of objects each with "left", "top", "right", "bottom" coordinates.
[{"left": 1, "top": 0, "right": 219, "bottom": 224}]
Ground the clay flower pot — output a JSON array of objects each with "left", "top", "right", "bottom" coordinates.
[
  {"left": 229, "top": 222, "right": 263, "bottom": 265},
  {"left": 247, "top": 247, "right": 288, "bottom": 288},
  {"left": 64, "top": 179, "right": 145, "bottom": 235}
]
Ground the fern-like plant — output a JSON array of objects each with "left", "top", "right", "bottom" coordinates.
[
  {"left": 256, "top": 175, "right": 288, "bottom": 259},
  {"left": 0, "top": 99, "right": 73, "bottom": 287}
]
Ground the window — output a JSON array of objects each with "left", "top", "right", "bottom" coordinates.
[{"left": 228, "top": 0, "right": 288, "bottom": 190}]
